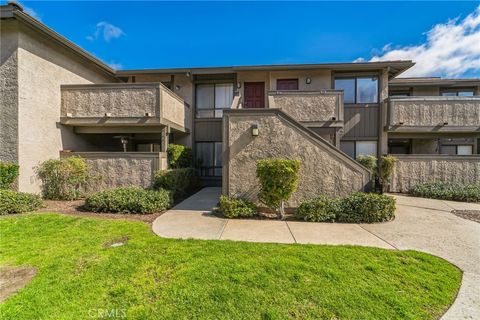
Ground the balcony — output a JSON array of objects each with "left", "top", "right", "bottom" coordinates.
[
  {"left": 387, "top": 96, "right": 480, "bottom": 132},
  {"left": 267, "top": 90, "right": 343, "bottom": 126},
  {"left": 61, "top": 83, "right": 189, "bottom": 132}
]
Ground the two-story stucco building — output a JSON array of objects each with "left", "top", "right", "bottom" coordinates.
[{"left": 1, "top": 3, "right": 479, "bottom": 203}]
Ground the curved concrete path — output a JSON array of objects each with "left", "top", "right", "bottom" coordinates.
[{"left": 153, "top": 187, "right": 480, "bottom": 319}]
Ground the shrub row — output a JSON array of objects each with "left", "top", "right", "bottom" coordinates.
[
  {"left": 0, "top": 162, "right": 19, "bottom": 190},
  {"left": 154, "top": 168, "right": 197, "bottom": 198},
  {"left": 296, "top": 192, "right": 396, "bottom": 223},
  {"left": 84, "top": 186, "right": 172, "bottom": 214},
  {"left": 0, "top": 190, "right": 42, "bottom": 214},
  {"left": 218, "top": 196, "right": 257, "bottom": 218},
  {"left": 409, "top": 181, "right": 480, "bottom": 203}
]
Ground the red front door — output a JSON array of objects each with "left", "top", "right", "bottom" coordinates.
[{"left": 244, "top": 82, "right": 265, "bottom": 108}]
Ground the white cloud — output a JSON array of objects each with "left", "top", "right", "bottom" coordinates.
[
  {"left": 87, "top": 22, "right": 125, "bottom": 42},
  {"left": 107, "top": 61, "right": 123, "bottom": 70},
  {"left": 358, "top": 5, "right": 480, "bottom": 78}
]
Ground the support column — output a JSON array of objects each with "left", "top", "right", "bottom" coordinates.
[
  {"left": 378, "top": 68, "right": 389, "bottom": 158},
  {"left": 161, "top": 126, "right": 170, "bottom": 152}
]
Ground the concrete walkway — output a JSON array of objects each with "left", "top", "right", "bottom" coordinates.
[{"left": 152, "top": 187, "right": 480, "bottom": 319}]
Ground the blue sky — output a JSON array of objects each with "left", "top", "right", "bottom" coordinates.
[{"left": 11, "top": 1, "right": 480, "bottom": 77}]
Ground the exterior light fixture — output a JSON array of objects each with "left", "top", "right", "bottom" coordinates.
[
  {"left": 237, "top": 82, "right": 242, "bottom": 89},
  {"left": 186, "top": 72, "right": 191, "bottom": 77},
  {"left": 66, "top": 112, "right": 72, "bottom": 118},
  {"left": 331, "top": 116, "right": 336, "bottom": 121},
  {"left": 175, "top": 85, "right": 181, "bottom": 91},
  {"left": 104, "top": 113, "right": 112, "bottom": 117},
  {"left": 398, "top": 122, "right": 404, "bottom": 125},
  {"left": 251, "top": 124, "right": 259, "bottom": 136},
  {"left": 145, "top": 112, "right": 152, "bottom": 117},
  {"left": 306, "top": 77, "right": 311, "bottom": 84},
  {"left": 443, "top": 121, "right": 449, "bottom": 126}
]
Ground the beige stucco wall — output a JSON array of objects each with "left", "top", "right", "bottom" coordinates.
[
  {"left": 390, "top": 155, "right": 480, "bottom": 193},
  {"left": 0, "top": 20, "right": 19, "bottom": 165},
  {"left": 270, "top": 92, "right": 340, "bottom": 122},
  {"left": 390, "top": 98, "right": 480, "bottom": 126},
  {"left": 160, "top": 85, "right": 187, "bottom": 129},
  {"left": 15, "top": 22, "right": 116, "bottom": 193},
  {"left": 62, "top": 86, "right": 158, "bottom": 117},
  {"left": 268, "top": 69, "right": 331, "bottom": 91},
  {"left": 61, "top": 152, "right": 166, "bottom": 192},
  {"left": 223, "top": 111, "right": 370, "bottom": 207}
]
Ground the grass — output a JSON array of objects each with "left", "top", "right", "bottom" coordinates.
[{"left": 0, "top": 213, "right": 461, "bottom": 320}]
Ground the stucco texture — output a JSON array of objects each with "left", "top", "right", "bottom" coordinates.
[
  {"left": 0, "top": 20, "right": 19, "bottom": 165},
  {"left": 224, "top": 111, "right": 370, "bottom": 207},
  {"left": 271, "top": 93, "right": 339, "bottom": 122},
  {"left": 390, "top": 156, "right": 480, "bottom": 193},
  {"left": 391, "top": 99, "right": 480, "bottom": 126},
  {"left": 15, "top": 22, "right": 116, "bottom": 193},
  {"left": 62, "top": 87, "right": 157, "bottom": 117}
]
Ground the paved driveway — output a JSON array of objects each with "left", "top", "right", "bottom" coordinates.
[{"left": 152, "top": 187, "right": 480, "bottom": 319}]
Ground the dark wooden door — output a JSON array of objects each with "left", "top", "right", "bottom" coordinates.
[
  {"left": 277, "top": 79, "right": 299, "bottom": 90},
  {"left": 244, "top": 82, "right": 265, "bottom": 108}
]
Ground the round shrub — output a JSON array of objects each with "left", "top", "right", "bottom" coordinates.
[
  {"left": 36, "top": 157, "right": 89, "bottom": 200},
  {"left": 296, "top": 196, "right": 337, "bottom": 222},
  {"left": 356, "top": 155, "right": 377, "bottom": 173},
  {"left": 0, "top": 190, "right": 42, "bottom": 214},
  {"left": 218, "top": 195, "right": 257, "bottom": 218},
  {"left": 336, "top": 192, "right": 396, "bottom": 223},
  {"left": 167, "top": 144, "right": 193, "bottom": 168},
  {"left": 409, "top": 181, "right": 480, "bottom": 202},
  {"left": 84, "top": 187, "right": 172, "bottom": 214}
]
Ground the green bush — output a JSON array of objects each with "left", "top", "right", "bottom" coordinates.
[
  {"left": 256, "top": 159, "right": 301, "bottom": 219},
  {"left": 154, "top": 168, "right": 196, "bottom": 198},
  {"left": 36, "top": 157, "right": 89, "bottom": 200},
  {"left": 218, "top": 195, "right": 257, "bottom": 218},
  {"left": 0, "top": 190, "right": 42, "bottom": 214},
  {"left": 336, "top": 192, "right": 396, "bottom": 223},
  {"left": 167, "top": 144, "right": 193, "bottom": 169},
  {"left": 297, "top": 193, "right": 395, "bottom": 223},
  {"left": 296, "top": 195, "right": 337, "bottom": 222},
  {"left": 409, "top": 181, "right": 480, "bottom": 202},
  {"left": 0, "top": 162, "right": 19, "bottom": 190},
  {"left": 380, "top": 155, "right": 398, "bottom": 192},
  {"left": 84, "top": 186, "right": 172, "bottom": 214},
  {"left": 356, "top": 155, "right": 377, "bottom": 173}
]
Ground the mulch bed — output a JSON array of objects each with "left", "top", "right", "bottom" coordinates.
[
  {"left": 38, "top": 200, "right": 165, "bottom": 223},
  {"left": 452, "top": 210, "right": 480, "bottom": 223}
]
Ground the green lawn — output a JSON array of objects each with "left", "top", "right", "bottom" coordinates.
[{"left": 0, "top": 213, "right": 461, "bottom": 320}]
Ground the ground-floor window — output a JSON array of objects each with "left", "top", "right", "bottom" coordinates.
[
  {"left": 196, "top": 142, "right": 222, "bottom": 177},
  {"left": 440, "top": 145, "right": 473, "bottom": 155},
  {"left": 340, "top": 140, "right": 377, "bottom": 159}
]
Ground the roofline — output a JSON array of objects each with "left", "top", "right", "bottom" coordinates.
[
  {"left": 1, "top": 3, "right": 115, "bottom": 77},
  {"left": 390, "top": 77, "right": 480, "bottom": 87},
  {"left": 116, "top": 60, "right": 415, "bottom": 78}
]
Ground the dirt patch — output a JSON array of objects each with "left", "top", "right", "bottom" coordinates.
[
  {"left": 103, "top": 236, "right": 129, "bottom": 248},
  {"left": 38, "top": 200, "right": 166, "bottom": 223},
  {"left": 452, "top": 210, "right": 480, "bottom": 223},
  {"left": 0, "top": 266, "right": 37, "bottom": 302}
]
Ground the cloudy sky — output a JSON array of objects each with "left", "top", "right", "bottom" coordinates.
[{"left": 11, "top": 1, "right": 480, "bottom": 78}]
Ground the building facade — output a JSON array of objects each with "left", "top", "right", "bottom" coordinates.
[{"left": 1, "top": 3, "right": 479, "bottom": 201}]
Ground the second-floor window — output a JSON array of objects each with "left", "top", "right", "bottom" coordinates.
[
  {"left": 196, "top": 83, "right": 234, "bottom": 118},
  {"left": 441, "top": 89, "right": 475, "bottom": 97},
  {"left": 277, "top": 79, "right": 299, "bottom": 90},
  {"left": 334, "top": 76, "right": 378, "bottom": 104}
]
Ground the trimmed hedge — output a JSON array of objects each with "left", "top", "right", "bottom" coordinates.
[
  {"left": 409, "top": 181, "right": 480, "bottom": 202},
  {"left": 84, "top": 187, "right": 172, "bottom": 214},
  {"left": 0, "top": 162, "right": 19, "bottom": 190},
  {"left": 296, "top": 195, "right": 337, "bottom": 222},
  {"left": 167, "top": 144, "right": 193, "bottom": 168},
  {"left": 256, "top": 159, "right": 301, "bottom": 219},
  {"left": 0, "top": 190, "right": 42, "bottom": 214},
  {"left": 218, "top": 196, "right": 257, "bottom": 218},
  {"left": 154, "top": 168, "right": 196, "bottom": 198},
  {"left": 296, "top": 193, "right": 396, "bottom": 223}
]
